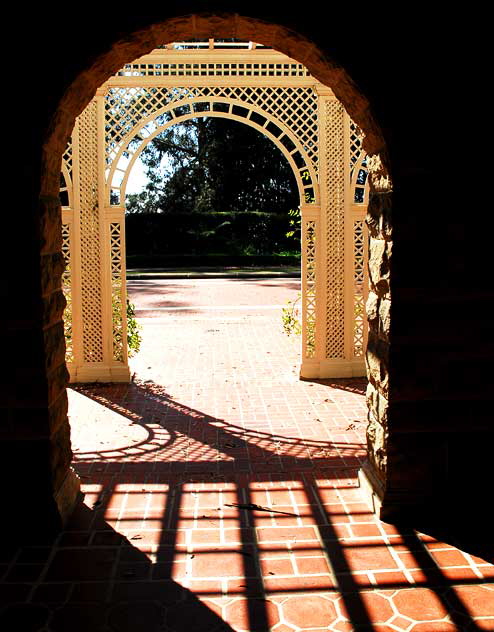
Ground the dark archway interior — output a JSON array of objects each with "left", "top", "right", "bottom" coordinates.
[
  {"left": 5, "top": 3, "right": 492, "bottom": 629},
  {"left": 11, "top": 0, "right": 491, "bottom": 549}
]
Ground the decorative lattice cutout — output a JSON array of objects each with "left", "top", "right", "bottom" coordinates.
[
  {"left": 61, "top": 223, "right": 73, "bottom": 363},
  {"left": 305, "top": 220, "right": 317, "bottom": 358},
  {"left": 118, "top": 60, "right": 309, "bottom": 78},
  {"left": 350, "top": 121, "right": 368, "bottom": 205},
  {"left": 110, "top": 222, "right": 125, "bottom": 362},
  {"left": 353, "top": 219, "right": 366, "bottom": 357},
  {"left": 325, "top": 101, "right": 346, "bottom": 359},
  {"left": 63, "top": 137, "right": 73, "bottom": 182},
  {"left": 349, "top": 121, "right": 364, "bottom": 173},
  {"left": 78, "top": 101, "right": 104, "bottom": 363},
  {"left": 60, "top": 139, "right": 73, "bottom": 207},
  {"left": 105, "top": 85, "right": 319, "bottom": 172}
]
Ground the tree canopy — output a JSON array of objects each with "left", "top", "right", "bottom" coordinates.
[{"left": 126, "top": 117, "right": 299, "bottom": 214}]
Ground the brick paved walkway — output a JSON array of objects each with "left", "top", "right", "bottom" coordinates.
[{"left": 2, "top": 279, "right": 493, "bottom": 631}]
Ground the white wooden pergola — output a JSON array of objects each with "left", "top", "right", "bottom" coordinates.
[{"left": 60, "top": 40, "right": 369, "bottom": 383}]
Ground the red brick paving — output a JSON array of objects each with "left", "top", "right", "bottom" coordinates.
[{"left": 2, "top": 278, "right": 493, "bottom": 631}]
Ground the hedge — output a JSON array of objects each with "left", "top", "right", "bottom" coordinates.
[{"left": 125, "top": 211, "right": 300, "bottom": 260}]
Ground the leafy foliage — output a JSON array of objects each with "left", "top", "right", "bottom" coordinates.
[
  {"left": 285, "top": 207, "right": 301, "bottom": 240},
  {"left": 282, "top": 292, "right": 302, "bottom": 337},
  {"left": 126, "top": 299, "right": 142, "bottom": 357},
  {"left": 126, "top": 118, "right": 298, "bottom": 215},
  {"left": 282, "top": 206, "right": 303, "bottom": 337}
]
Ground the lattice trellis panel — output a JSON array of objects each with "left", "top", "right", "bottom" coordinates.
[
  {"left": 353, "top": 219, "right": 366, "bottom": 358},
  {"left": 108, "top": 100, "right": 316, "bottom": 207},
  {"left": 105, "top": 85, "right": 319, "bottom": 171},
  {"left": 62, "top": 43, "right": 370, "bottom": 381},
  {"left": 78, "top": 101, "right": 104, "bottom": 363},
  {"left": 109, "top": 222, "right": 125, "bottom": 362},
  {"left": 118, "top": 59, "right": 310, "bottom": 79},
  {"left": 60, "top": 138, "right": 73, "bottom": 208},
  {"left": 63, "top": 137, "right": 73, "bottom": 181},
  {"left": 324, "top": 101, "right": 346, "bottom": 359},
  {"left": 349, "top": 121, "right": 369, "bottom": 205},
  {"left": 61, "top": 223, "right": 73, "bottom": 363},
  {"left": 304, "top": 220, "right": 317, "bottom": 358},
  {"left": 349, "top": 121, "right": 364, "bottom": 173}
]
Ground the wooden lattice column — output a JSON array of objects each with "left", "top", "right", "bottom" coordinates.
[
  {"left": 104, "top": 208, "right": 129, "bottom": 376},
  {"left": 301, "top": 90, "right": 367, "bottom": 378},
  {"left": 350, "top": 213, "right": 369, "bottom": 360},
  {"left": 66, "top": 95, "right": 130, "bottom": 382},
  {"left": 300, "top": 203, "right": 321, "bottom": 375}
]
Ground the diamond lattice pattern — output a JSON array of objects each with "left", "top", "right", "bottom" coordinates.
[
  {"left": 61, "top": 223, "right": 73, "bottom": 363},
  {"left": 110, "top": 222, "right": 125, "bottom": 363},
  {"left": 325, "top": 101, "right": 345, "bottom": 359},
  {"left": 353, "top": 219, "right": 365, "bottom": 357},
  {"left": 79, "top": 101, "right": 104, "bottom": 363},
  {"left": 305, "top": 220, "right": 317, "bottom": 358},
  {"left": 105, "top": 86, "right": 319, "bottom": 172}
]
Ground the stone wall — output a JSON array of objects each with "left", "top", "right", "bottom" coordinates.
[{"left": 6, "top": 4, "right": 492, "bottom": 542}]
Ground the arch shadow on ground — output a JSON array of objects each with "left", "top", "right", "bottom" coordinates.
[{"left": 1, "top": 380, "right": 489, "bottom": 631}]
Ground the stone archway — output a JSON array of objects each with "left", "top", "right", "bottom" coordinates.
[{"left": 38, "top": 13, "right": 391, "bottom": 527}]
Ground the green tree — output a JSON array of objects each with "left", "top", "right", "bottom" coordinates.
[{"left": 126, "top": 117, "right": 298, "bottom": 215}]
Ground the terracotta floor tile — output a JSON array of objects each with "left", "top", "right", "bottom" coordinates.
[
  {"left": 186, "top": 578, "right": 226, "bottom": 598},
  {"left": 3, "top": 281, "right": 493, "bottom": 631},
  {"left": 372, "top": 570, "right": 410, "bottom": 586},
  {"left": 333, "top": 542, "right": 398, "bottom": 573},
  {"left": 357, "top": 591, "right": 394, "bottom": 623},
  {"left": 392, "top": 587, "right": 449, "bottom": 620},
  {"left": 260, "top": 557, "right": 295, "bottom": 576},
  {"left": 294, "top": 555, "right": 330, "bottom": 575},
  {"left": 474, "top": 620, "right": 494, "bottom": 631},
  {"left": 256, "top": 526, "right": 318, "bottom": 543},
  {"left": 428, "top": 548, "right": 471, "bottom": 567},
  {"left": 263, "top": 574, "right": 336, "bottom": 592},
  {"left": 349, "top": 523, "right": 383, "bottom": 538},
  {"left": 224, "top": 597, "right": 280, "bottom": 631},
  {"left": 191, "top": 551, "right": 253, "bottom": 579},
  {"left": 445, "top": 585, "right": 494, "bottom": 617},
  {"left": 479, "top": 565, "right": 494, "bottom": 579},
  {"left": 409, "top": 624, "right": 458, "bottom": 631},
  {"left": 282, "top": 594, "right": 337, "bottom": 628}
]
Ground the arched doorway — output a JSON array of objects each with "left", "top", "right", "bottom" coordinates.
[
  {"left": 31, "top": 12, "right": 392, "bottom": 534},
  {"left": 60, "top": 39, "right": 371, "bottom": 384},
  {"left": 11, "top": 8, "right": 492, "bottom": 586}
]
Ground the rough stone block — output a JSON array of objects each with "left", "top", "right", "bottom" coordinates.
[
  {"left": 42, "top": 290, "right": 66, "bottom": 329},
  {"left": 365, "top": 414, "right": 388, "bottom": 479},
  {"left": 378, "top": 297, "right": 391, "bottom": 335},
  {"left": 50, "top": 421, "right": 73, "bottom": 491},
  {"left": 39, "top": 196, "right": 62, "bottom": 255},
  {"left": 368, "top": 237, "right": 390, "bottom": 297},
  {"left": 48, "top": 392, "right": 69, "bottom": 437},
  {"left": 40, "top": 253, "right": 64, "bottom": 297},
  {"left": 46, "top": 363, "right": 70, "bottom": 407},
  {"left": 365, "top": 332, "right": 389, "bottom": 395},
  {"left": 43, "top": 322, "right": 67, "bottom": 373},
  {"left": 366, "top": 290, "right": 379, "bottom": 323}
]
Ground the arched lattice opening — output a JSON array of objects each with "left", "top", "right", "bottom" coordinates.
[
  {"left": 60, "top": 39, "right": 373, "bottom": 383},
  {"left": 109, "top": 100, "right": 317, "bottom": 206}
]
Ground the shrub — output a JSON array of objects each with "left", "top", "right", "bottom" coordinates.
[{"left": 126, "top": 298, "right": 142, "bottom": 357}]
